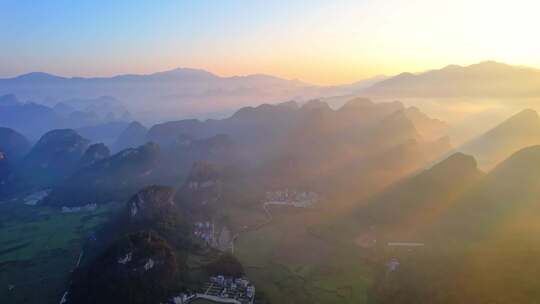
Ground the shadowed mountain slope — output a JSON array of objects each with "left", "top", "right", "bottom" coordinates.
[
  {"left": 112, "top": 121, "right": 148, "bottom": 152},
  {"left": 43, "top": 143, "right": 160, "bottom": 206},
  {"left": 459, "top": 109, "right": 540, "bottom": 169},
  {"left": 0, "top": 127, "right": 31, "bottom": 161},
  {"left": 21, "top": 129, "right": 90, "bottom": 186},
  {"left": 358, "top": 152, "right": 484, "bottom": 240}
]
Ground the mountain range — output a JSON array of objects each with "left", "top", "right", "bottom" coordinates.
[
  {"left": 9, "top": 93, "right": 540, "bottom": 210},
  {"left": 362, "top": 61, "right": 540, "bottom": 98},
  {"left": 5, "top": 61, "right": 540, "bottom": 142},
  {"left": 0, "top": 95, "right": 453, "bottom": 208},
  {"left": 0, "top": 68, "right": 375, "bottom": 123},
  {"left": 4, "top": 61, "right": 540, "bottom": 132},
  {"left": 357, "top": 143, "right": 540, "bottom": 304},
  {"left": 5, "top": 66, "right": 540, "bottom": 304},
  {"left": 0, "top": 94, "right": 131, "bottom": 140}
]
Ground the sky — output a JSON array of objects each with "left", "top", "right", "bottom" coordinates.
[{"left": 1, "top": 0, "right": 540, "bottom": 85}]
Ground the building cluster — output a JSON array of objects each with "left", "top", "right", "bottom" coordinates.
[
  {"left": 61, "top": 203, "right": 97, "bottom": 213},
  {"left": 264, "top": 189, "right": 319, "bottom": 208},
  {"left": 117, "top": 252, "right": 132, "bottom": 264},
  {"left": 169, "top": 276, "right": 255, "bottom": 304},
  {"left": 387, "top": 242, "right": 425, "bottom": 247},
  {"left": 205, "top": 275, "right": 255, "bottom": 304},
  {"left": 386, "top": 257, "right": 400, "bottom": 273},
  {"left": 23, "top": 189, "right": 50, "bottom": 205},
  {"left": 193, "top": 221, "right": 214, "bottom": 244},
  {"left": 187, "top": 179, "right": 218, "bottom": 191},
  {"left": 171, "top": 293, "right": 196, "bottom": 304}
]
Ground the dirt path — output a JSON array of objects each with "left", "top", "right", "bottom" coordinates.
[{"left": 230, "top": 202, "right": 274, "bottom": 254}]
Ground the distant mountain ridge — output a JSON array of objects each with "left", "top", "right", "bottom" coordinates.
[
  {"left": 2, "top": 68, "right": 304, "bottom": 84},
  {"left": 6, "top": 61, "right": 540, "bottom": 123},
  {"left": 0, "top": 68, "right": 311, "bottom": 91},
  {"left": 362, "top": 61, "right": 540, "bottom": 98},
  {"left": 0, "top": 94, "right": 131, "bottom": 140},
  {"left": 0, "top": 67, "right": 388, "bottom": 123}
]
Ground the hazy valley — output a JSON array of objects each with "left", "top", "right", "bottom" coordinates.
[{"left": 4, "top": 58, "right": 540, "bottom": 303}]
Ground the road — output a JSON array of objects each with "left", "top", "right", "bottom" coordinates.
[{"left": 230, "top": 202, "right": 274, "bottom": 254}]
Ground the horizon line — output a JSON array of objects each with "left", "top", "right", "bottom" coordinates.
[{"left": 0, "top": 59, "right": 533, "bottom": 87}]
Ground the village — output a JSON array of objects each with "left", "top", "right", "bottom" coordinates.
[
  {"left": 187, "top": 188, "right": 320, "bottom": 304},
  {"left": 61, "top": 203, "right": 98, "bottom": 213},
  {"left": 193, "top": 221, "right": 214, "bottom": 245},
  {"left": 264, "top": 189, "right": 319, "bottom": 208},
  {"left": 192, "top": 220, "right": 233, "bottom": 252},
  {"left": 169, "top": 276, "right": 256, "bottom": 304}
]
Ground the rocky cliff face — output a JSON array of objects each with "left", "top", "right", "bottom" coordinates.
[
  {"left": 0, "top": 152, "right": 18, "bottom": 197},
  {"left": 175, "top": 161, "right": 223, "bottom": 215},
  {"left": 122, "top": 185, "right": 192, "bottom": 248},
  {"left": 67, "top": 184, "right": 196, "bottom": 304},
  {"left": 127, "top": 185, "right": 175, "bottom": 222},
  {"left": 78, "top": 143, "right": 111, "bottom": 168},
  {"left": 69, "top": 231, "right": 178, "bottom": 304}
]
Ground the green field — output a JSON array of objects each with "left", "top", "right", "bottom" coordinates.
[
  {"left": 232, "top": 205, "right": 374, "bottom": 304},
  {"left": 0, "top": 201, "right": 120, "bottom": 304}
]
